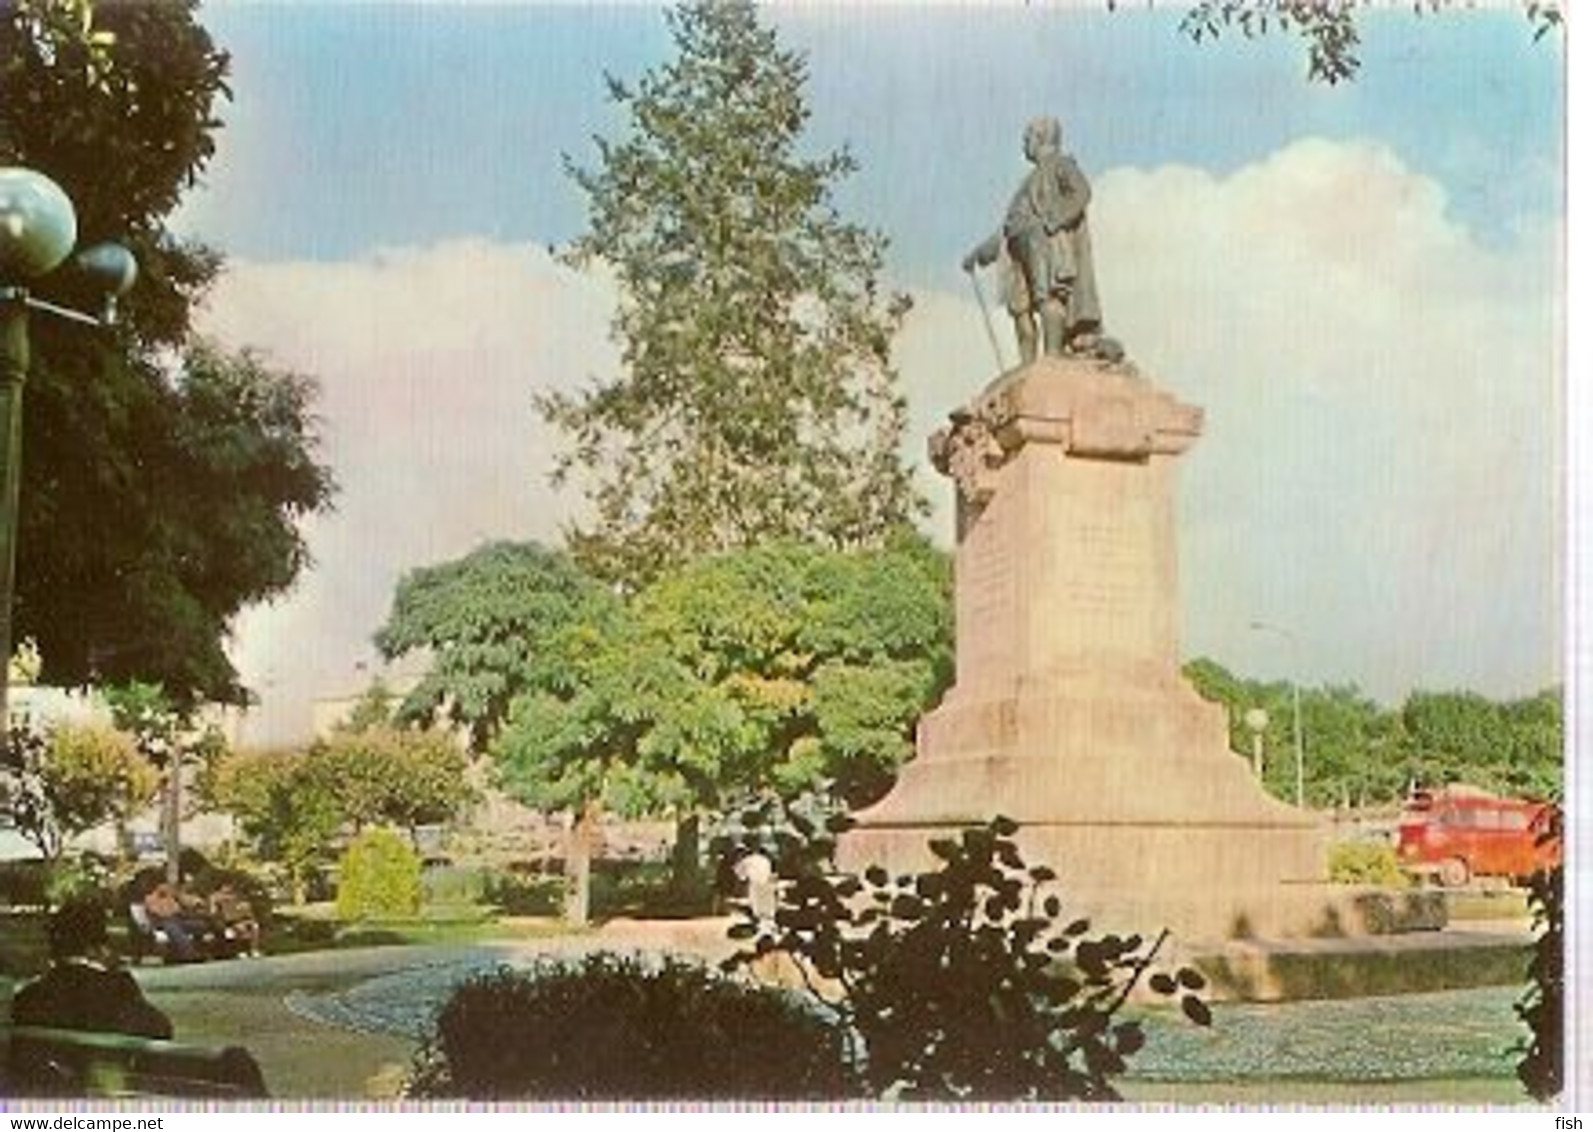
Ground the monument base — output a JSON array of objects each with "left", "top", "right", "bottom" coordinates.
[
  {"left": 843, "top": 678, "right": 1333, "bottom": 942},
  {"left": 841, "top": 356, "right": 1333, "bottom": 943}
]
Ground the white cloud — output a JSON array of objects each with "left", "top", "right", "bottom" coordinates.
[
  {"left": 198, "top": 240, "right": 617, "bottom": 744},
  {"left": 1114, "top": 140, "right": 1558, "bottom": 701},
  {"left": 203, "top": 137, "right": 1560, "bottom": 744}
]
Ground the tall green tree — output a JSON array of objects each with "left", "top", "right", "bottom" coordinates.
[
  {"left": 1497, "top": 689, "right": 1562, "bottom": 802},
  {"left": 494, "top": 535, "right": 953, "bottom": 821},
  {"left": 544, "top": 0, "right": 924, "bottom": 586},
  {"left": 309, "top": 726, "right": 479, "bottom": 836},
  {"left": 102, "top": 680, "right": 229, "bottom": 881},
  {"left": 493, "top": 535, "right": 951, "bottom": 924},
  {"left": 374, "top": 541, "right": 613, "bottom": 752},
  {"left": 1, "top": 0, "right": 334, "bottom": 703}
]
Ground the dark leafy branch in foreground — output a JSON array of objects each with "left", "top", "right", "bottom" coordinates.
[
  {"left": 1514, "top": 812, "right": 1564, "bottom": 1101},
  {"left": 718, "top": 802, "right": 1210, "bottom": 1101},
  {"left": 1104, "top": 1, "right": 1563, "bottom": 86}
]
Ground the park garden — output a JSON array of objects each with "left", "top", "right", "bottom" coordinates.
[{"left": 0, "top": 0, "right": 1568, "bottom": 1106}]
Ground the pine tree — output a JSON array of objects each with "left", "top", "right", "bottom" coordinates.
[{"left": 543, "top": 0, "right": 924, "bottom": 586}]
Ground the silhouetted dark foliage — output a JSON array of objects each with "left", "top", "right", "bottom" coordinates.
[
  {"left": 0, "top": 0, "right": 334, "bottom": 703},
  {"left": 406, "top": 953, "right": 855, "bottom": 1099},
  {"left": 720, "top": 803, "right": 1209, "bottom": 1100},
  {"left": 1172, "top": 1, "right": 1560, "bottom": 86},
  {"left": 1515, "top": 814, "right": 1563, "bottom": 1101}
]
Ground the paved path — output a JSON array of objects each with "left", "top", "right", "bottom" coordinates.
[{"left": 130, "top": 917, "right": 1532, "bottom": 1098}]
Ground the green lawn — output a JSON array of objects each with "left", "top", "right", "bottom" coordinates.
[
  {"left": 146, "top": 980, "right": 418, "bottom": 1099},
  {"left": 265, "top": 904, "right": 570, "bottom": 955}
]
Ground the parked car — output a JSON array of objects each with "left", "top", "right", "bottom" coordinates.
[{"left": 1396, "top": 786, "right": 1561, "bottom": 887}]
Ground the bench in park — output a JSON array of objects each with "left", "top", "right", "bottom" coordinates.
[
  {"left": 2, "top": 1025, "right": 268, "bottom": 1098},
  {"left": 125, "top": 903, "right": 246, "bottom": 965}
]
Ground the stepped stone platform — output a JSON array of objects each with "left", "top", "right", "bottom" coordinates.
[
  {"left": 842, "top": 356, "right": 1334, "bottom": 942},
  {"left": 1187, "top": 925, "right": 1532, "bottom": 1002}
]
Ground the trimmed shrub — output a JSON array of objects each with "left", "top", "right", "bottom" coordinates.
[
  {"left": 336, "top": 829, "right": 422, "bottom": 921},
  {"left": 1328, "top": 842, "right": 1408, "bottom": 887},
  {"left": 406, "top": 953, "right": 855, "bottom": 1099}
]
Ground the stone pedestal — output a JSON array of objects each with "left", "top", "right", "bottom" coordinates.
[{"left": 844, "top": 356, "right": 1330, "bottom": 942}]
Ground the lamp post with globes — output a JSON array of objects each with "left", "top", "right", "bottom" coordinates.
[
  {"left": 1242, "top": 706, "right": 1269, "bottom": 781},
  {"left": 1250, "top": 619, "right": 1306, "bottom": 809},
  {"left": 0, "top": 167, "right": 137, "bottom": 739}
]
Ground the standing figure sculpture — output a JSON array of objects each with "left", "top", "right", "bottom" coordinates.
[{"left": 963, "top": 116, "right": 1103, "bottom": 363}]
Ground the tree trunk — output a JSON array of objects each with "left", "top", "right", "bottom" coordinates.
[
  {"left": 163, "top": 760, "right": 182, "bottom": 884},
  {"left": 113, "top": 817, "right": 132, "bottom": 867},
  {"left": 565, "top": 800, "right": 599, "bottom": 928},
  {"left": 671, "top": 812, "right": 704, "bottom": 899}
]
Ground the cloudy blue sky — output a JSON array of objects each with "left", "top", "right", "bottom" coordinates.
[{"left": 170, "top": 2, "right": 1567, "bottom": 746}]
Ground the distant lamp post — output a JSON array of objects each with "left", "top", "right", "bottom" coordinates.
[
  {"left": 0, "top": 167, "right": 137, "bottom": 736},
  {"left": 1242, "top": 706, "right": 1269, "bottom": 780},
  {"left": 1250, "top": 619, "right": 1306, "bottom": 809}
]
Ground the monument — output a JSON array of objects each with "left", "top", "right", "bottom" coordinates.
[{"left": 843, "top": 118, "right": 1329, "bottom": 942}]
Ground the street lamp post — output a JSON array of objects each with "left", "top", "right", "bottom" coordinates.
[
  {"left": 0, "top": 167, "right": 137, "bottom": 738},
  {"left": 1242, "top": 706, "right": 1269, "bottom": 780},
  {"left": 1250, "top": 619, "right": 1306, "bottom": 809}
]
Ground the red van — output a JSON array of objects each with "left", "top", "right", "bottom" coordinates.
[{"left": 1396, "top": 786, "right": 1561, "bottom": 887}]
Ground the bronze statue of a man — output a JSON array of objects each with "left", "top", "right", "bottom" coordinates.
[{"left": 963, "top": 116, "right": 1103, "bottom": 363}]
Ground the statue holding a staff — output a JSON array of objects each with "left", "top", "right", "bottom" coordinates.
[{"left": 962, "top": 116, "right": 1105, "bottom": 365}]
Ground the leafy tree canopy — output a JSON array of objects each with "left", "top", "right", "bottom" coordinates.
[
  {"left": 310, "top": 725, "right": 480, "bottom": 834},
  {"left": 1167, "top": 1, "right": 1561, "bottom": 85},
  {"left": 374, "top": 541, "right": 616, "bottom": 752},
  {"left": 0, "top": 720, "right": 158, "bottom": 859},
  {"left": 545, "top": 0, "right": 925, "bottom": 586},
  {"left": 204, "top": 728, "right": 476, "bottom": 845},
  {"left": 1, "top": 0, "right": 334, "bottom": 704},
  {"left": 202, "top": 726, "right": 476, "bottom": 896},
  {"left": 1185, "top": 658, "right": 1562, "bottom": 807},
  {"left": 493, "top": 534, "right": 952, "bottom": 821},
  {"left": 1401, "top": 688, "right": 1562, "bottom": 802},
  {"left": 199, "top": 747, "right": 339, "bottom": 899},
  {"left": 336, "top": 677, "right": 400, "bottom": 735}
]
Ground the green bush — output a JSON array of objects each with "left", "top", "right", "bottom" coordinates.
[
  {"left": 720, "top": 803, "right": 1209, "bottom": 1101},
  {"left": 482, "top": 871, "right": 560, "bottom": 917},
  {"left": 1328, "top": 842, "right": 1409, "bottom": 887},
  {"left": 336, "top": 829, "right": 422, "bottom": 921},
  {"left": 421, "top": 864, "right": 486, "bottom": 909},
  {"left": 43, "top": 854, "right": 112, "bottom": 907},
  {"left": 0, "top": 860, "right": 50, "bottom": 908},
  {"left": 406, "top": 953, "right": 854, "bottom": 1099},
  {"left": 589, "top": 859, "right": 715, "bottom": 919}
]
